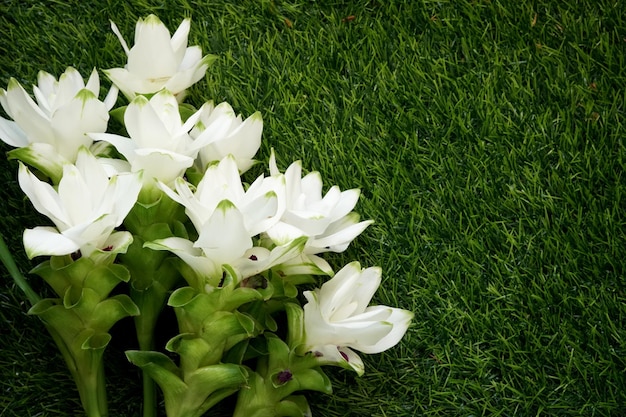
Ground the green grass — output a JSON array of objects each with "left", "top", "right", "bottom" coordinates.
[{"left": 1, "top": 0, "right": 626, "bottom": 416}]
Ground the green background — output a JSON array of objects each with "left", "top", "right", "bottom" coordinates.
[{"left": 1, "top": 0, "right": 625, "bottom": 416}]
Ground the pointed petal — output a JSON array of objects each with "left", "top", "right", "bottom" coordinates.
[
  {"left": 110, "top": 20, "right": 131, "bottom": 55},
  {"left": 5, "top": 78, "right": 55, "bottom": 144},
  {"left": 128, "top": 15, "right": 177, "bottom": 78},
  {"left": 307, "top": 219, "right": 374, "bottom": 254},
  {"left": 240, "top": 191, "right": 278, "bottom": 236},
  {"left": 108, "top": 171, "right": 143, "bottom": 224},
  {"left": 51, "top": 89, "right": 108, "bottom": 160},
  {"left": 35, "top": 70, "right": 57, "bottom": 109},
  {"left": 23, "top": 226, "right": 80, "bottom": 258},
  {"left": 103, "top": 84, "right": 119, "bottom": 111},
  {"left": 195, "top": 200, "right": 252, "bottom": 263},
  {"left": 56, "top": 68, "right": 86, "bottom": 106},
  {"left": 146, "top": 237, "right": 220, "bottom": 277},
  {"left": 8, "top": 143, "right": 67, "bottom": 183},
  {"left": 276, "top": 253, "right": 334, "bottom": 276},
  {"left": 57, "top": 162, "right": 97, "bottom": 225},
  {"left": 266, "top": 221, "right": 307, "bottom": 246},
  {"left": 0, "top": 117, "right": 28, "bottom": 147},
  {"left": 85, "top": 68, "right": 101, "bottom": 95},
  {"left": 356, "top": 307, "right": 413, "bottom": 354},
  {"left": 89, "top": 132, "right": 137, "bottom": 162},
  {"left": 132, "top": 149, "right": 193, "bottom": 185},
  {"left": 269, "top": 148, "right": 280, "bottom": 176},
  {"left": 170, "top": 18, "right": 191, "bottom": 63},
  {"left": 329, "top": 189, "right": 361, "bottom": 221},
  {"left": 124, "top": 95, "right": 171, "bottom": 149},
  {"left": 147, "top": 90, "right": 183, "bottom": 136},
  {"left": 18, "top": 162, "right": 69, "bottom": 228}
]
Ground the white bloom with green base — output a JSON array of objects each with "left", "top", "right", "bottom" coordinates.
[
  {"left": 0, "top": 67, "right": 116, "bottom": 179},
  {"left": 191, "top": 101, "right": 263, "bottom": 173},
  {"left": 18, "top": 148, "right": 143, "bottom": 258},
  {"left": 106, "top": 14, "right": 216, "bottom": 101},
  {"left": 302, "top": 261, "right": 413, "bottom": 375}
]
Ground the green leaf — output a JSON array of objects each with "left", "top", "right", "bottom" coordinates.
[{"left": 284, "top": 302, "right": 305, "bottom": 350}]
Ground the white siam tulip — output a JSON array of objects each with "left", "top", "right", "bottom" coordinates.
[
  {"left": 191, "top": 101, "right": 263, "bottom": 173},
  {"left": 18, "top": 148, "right": 143, "bottom": 259},
  {"left": 266, "top": 152, "right": 373, "bottom": 254},
  {"left": 160, "top": 155, "right": 284, "bottom": 236},
  {"left": 147, "top": 199, "right": 254, "bottom": 281},
  {"left": 106, "top": 14, "right": 215, "bottom": 101},
  {"left": 0, "top": 67, "right": 116, "bottom": 178},
  {"left": 150, "top": 155, "right": 301, "bottom": 282},
  {"left": 302, "top": 262, "right": 413, "bottom": 375},
  {"left": 90, "top": 89, "right": 206, "bottom": 187}
]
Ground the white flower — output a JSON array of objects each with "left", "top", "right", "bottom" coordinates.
[
  {"left": 191, "top": 101, "right": 263, "bottom": 173},
  {"left": 147, "top": 199, "right": 254, "bottom": 281},
  {"left": 106, "top": 14, "right": 215, "bottom": 101},
  {"left": 302, "top": 262, "right": 413, "bottom": 375},
  {"left": 149, "top": 155, "right": 300, "bottom": 282},
  {"left": 266, "top": 152, "right": 373, "bottom": 254},
  {"left": 90, "top": 89, "right": 206, "bottom": 186},
  {"left": 0, "top": 67, "right": 115, "bottom": 174},
  {"left": 161, "top": 155, "right": 284, "bottom": 236},
  {"left": 18, "top": 148, "right": 143, "bottom": 258}
]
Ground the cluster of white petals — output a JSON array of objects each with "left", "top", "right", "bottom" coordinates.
[
  {"left": 90, "top": 89, "right": 206, "bottom": 186},
  {"left": 267, "top": 152, "right": 373, "bottom": 254},
  {"left": 190, "top": 101, "right": 263, "bottom": 173},
  {"left": 106, "top": 14, "right": 214, "bottom": 101},
  {"left": 150, "top": 155, "right": 295, "bottom": 281},
  {"left": 150, "top": 151, "right": 375, "bottom": 282},
  {"left": 18, "top": 148, "right": 142, "bottom": 258},
  {"left": 302, "top": 262, "right": 414, "bottom": 375},
  {"left": 0, "top": 67, "right": 115, "bottom": 163}
]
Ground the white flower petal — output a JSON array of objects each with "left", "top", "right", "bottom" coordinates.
[
  {"left": 132, "top": 149, "right": 193, "bottom": 185},
  {"left": 0, "top": 117, "right": 28, "bottom": 147},
  {"left": 23, "top": 227, "right": 80, "bottom": 258},
  {"left": 110, "top": 20, "right": 131, "bottom": 55},
  {"left": 302, "top": 262, "right": 412, "bottom": 374},
  {"left": 89, "top": 132, "right": 137, "bottom": 162},
  {"left": 5, "top": 78, "right": 55, "bottom": 144},
  {"left": 170, "top": 18, "right": 191, "bottom": 63},
  {"left": 18, "top": 162, "right": 69, "bottom": 228},
  {"left": 146, "top": 237, "right": 220, "bottom": 278},
  {"left": 128, "top": 15, "right": 177, "bottom": 79},
  {"left": 195, "top": 200, "right": 252, "bottom": 263},
  {"left": 124, "top": 95, "right": 173, "bottom": 149}
]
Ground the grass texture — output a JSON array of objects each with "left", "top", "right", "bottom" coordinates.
[{"left": 1, "top": 0, "right": 625, "bottom": 416}]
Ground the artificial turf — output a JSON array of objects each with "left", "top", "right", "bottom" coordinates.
[{"left": 1, "top": 0, "right": 625, "bottom": 416}]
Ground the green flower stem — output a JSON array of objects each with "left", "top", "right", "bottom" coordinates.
[
  {"left": 28, "top": 255, "right": 139, "bottom": 417},
  {"left": 45, "top": 322, "right": 108, "bottom": 417},
  {"left": 77, "top": 349, "right": 108, "bottom": 417},
  {"left": 122, "top": 191, "right": 188, "bottom": 417},
  {"left": 0, "top": 233, "right": 40, "bottom": 305},
  {"left": 131, "top": 283, "right": 172, "bottom": 417},
  {"left": 0, "top": 234, "right": 117, "bottom": 416}
]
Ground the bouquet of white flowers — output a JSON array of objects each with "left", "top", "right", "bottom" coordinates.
[{"left": 0, "top": 15, "right": 412, "bottom": 417}]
